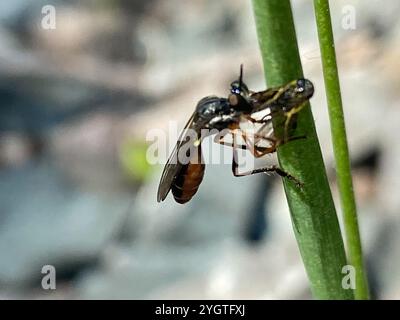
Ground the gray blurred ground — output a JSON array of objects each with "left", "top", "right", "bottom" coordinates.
[{"left": 0, "top": 0, "right": 399, "bottom": 299}]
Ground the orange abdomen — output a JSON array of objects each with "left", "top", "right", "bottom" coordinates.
[{"left": 172, "top": 159, "right": 205, "bottom": 204}]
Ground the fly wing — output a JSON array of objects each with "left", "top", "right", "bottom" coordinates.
[{"left": 157, "top": 112, "right": 197, "bottom": 202}]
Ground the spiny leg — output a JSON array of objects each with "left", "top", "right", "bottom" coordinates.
[
  {"left": 214, "top": 130, "right": 247, "bottom": 150},
  {"left": 238, "top": 115, "right": 279, "bottom": 156},
  {"left": 214, "top": 130, "right": 273, "bottom": 154},
  {"left": 242, "top": 115, "right": 275, "bottom": 147},
  {"left": 247, "top": 108, "right": 308, "bottom": 145},
  {"left": 244, "top": 114, "right": 296, "bottom": 149},
  {"left": 244, "top": 128, "right": 307, "bottom": 154},
  {"left": 244, "top": 114, "right": 308, "bottom": 150},
  {"left": 231, "top": 133, "right": 303, "bottom": 187},
  {"left": 231, "top": 148, "right": 303, "bottom": 187},
  {"left": 240, "top": 131, "right": 277, "bottom": 157}
]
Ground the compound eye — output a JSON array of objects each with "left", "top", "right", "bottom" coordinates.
[
  {"left": 230, "top": 81, "right": 239, "bottom": 93},
  {"left": 296, "top": 79, "right": 306, "bottom": 92}
]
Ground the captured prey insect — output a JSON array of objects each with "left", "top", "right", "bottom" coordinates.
[{"left": 157, "top": 66, "right": 314, "bottom": 204}]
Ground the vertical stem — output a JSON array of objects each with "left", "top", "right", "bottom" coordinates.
[
  {"left": 313, "top": 0, "right": 369, "bottom": 299},
  {"left": 252, "top": 0, "right": 353, "bottom": 299}
]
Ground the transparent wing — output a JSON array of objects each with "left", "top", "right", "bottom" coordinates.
[
  {"left": 249, "top": 87, "right": 281, "bottom": 113},
  {"left": 157, "top": 112, "right": 196, "bottom": 202}
]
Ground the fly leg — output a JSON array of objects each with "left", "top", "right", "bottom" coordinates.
[
  {"left": 239, "top": 129, "right": 278, "bottom": 157},
  {"left": 244, "top": 114, "right": 307, "bottom": 146},
  {"left": 214, "top": 129, "right": 272, "bottom": 154},
  {"left": 232, "top": 132, "right": 303, "bottom": 187},
  {"left": 239, "top": 115, "right": 279, "bottom": 155},
  {"left": 232, "top": 148, "right": 303, "bottom": 187},
  {"left": 214, "top": 130, "right": 247, "bottom": 150}
]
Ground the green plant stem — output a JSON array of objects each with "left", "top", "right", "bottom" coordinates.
[
  {"left": 252, "top": 0, "right": 353, "bottom": 299},
  {"left": 313, "top": 0, "right": 369, "bottom": 300}
]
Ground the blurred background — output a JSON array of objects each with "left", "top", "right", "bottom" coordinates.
[{"left": 0, "top": 0, "right": 399, "bottom": 299}]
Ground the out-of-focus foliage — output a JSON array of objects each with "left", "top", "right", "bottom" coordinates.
[{"left": 120, "top": 140, "right": 153, "bottom": 183}]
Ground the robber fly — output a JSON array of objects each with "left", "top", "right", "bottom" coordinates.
[{"left": 157, "top": 66, "right": 314, "bottom": 204}]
